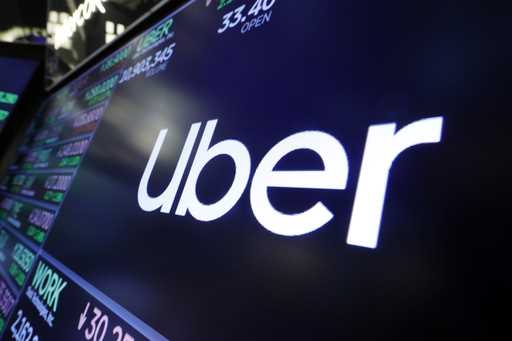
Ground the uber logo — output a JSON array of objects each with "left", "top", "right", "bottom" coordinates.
[{"left": 138, "top": 116, "right": 443, "bottom": 249}]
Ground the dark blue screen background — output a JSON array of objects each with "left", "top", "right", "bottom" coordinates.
[{"left": 43, "top": 1, "right": 508, "bottom": 340}]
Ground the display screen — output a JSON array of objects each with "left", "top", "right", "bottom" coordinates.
[
  {"left": 0, "top": 56, "right": 39, "bottom": 134},
  {"left": 0, "top": 0, "right": 502, "bottom": 340}
]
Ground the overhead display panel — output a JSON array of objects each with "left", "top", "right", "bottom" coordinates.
[
  {"left": 0, "top": 0, "right": 504, "bottom": 340},
  {"left": 0, "top": 55, "right": 39, "bottom": 135}
]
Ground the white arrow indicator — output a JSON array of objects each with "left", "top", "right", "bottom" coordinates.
[{"left": 78, "top": 302, "right": 90, "bottom": 330}]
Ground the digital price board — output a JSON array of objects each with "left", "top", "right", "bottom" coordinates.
[
  {"left": 0, "top": 36, "right": 124, "bottom": 340},
  {"left": 0, "top": 0, "right": 505, "bottom": 340}
]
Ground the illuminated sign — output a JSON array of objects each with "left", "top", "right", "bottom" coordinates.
[
  {"left": 138, "top": 116, "right": 444, "bottom": 249},
  {"left": 54, "top": 0, "right": 108, "bottom": 49},
  {"left": 24, "top": 261, "right": 68, "bottom": 327},
  {"left": 136, "top": 18, "right": 174, "bottom": 53},
  {"left": 31, "top": 261, "right": 67, "bottom": 314}
]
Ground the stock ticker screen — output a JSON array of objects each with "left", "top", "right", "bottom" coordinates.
[
  {"left": 0, "top": 0, "right": 501, "bottom": 340},
  {"left": 0, "top": 57, "right": 39, "bottom": 134}
]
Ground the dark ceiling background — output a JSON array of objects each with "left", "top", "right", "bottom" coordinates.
[{"left": 0, "top": 1, "right": 47, "bottom": 30}]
